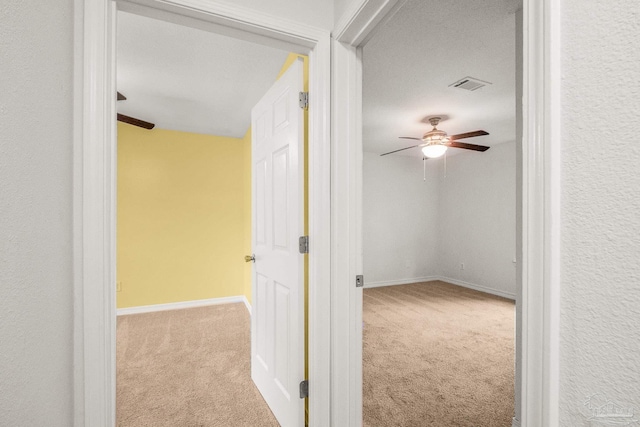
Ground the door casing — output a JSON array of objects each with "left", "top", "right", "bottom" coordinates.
[
  {"left": 73, "top": 1, "right": 330, "bottom": 425},
  {"left": 331, "top": 1, "right": 561, "bottom": 427}
]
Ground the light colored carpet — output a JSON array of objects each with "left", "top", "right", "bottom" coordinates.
[
  {"left": 363, "top": 281, "right": 515, "bottom": 427},
  {"left": 116, "top": 303, "right": 279, "bottom": 427}
]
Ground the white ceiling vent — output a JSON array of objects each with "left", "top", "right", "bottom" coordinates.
[{"left": 449, "top": 76, "right": 491, "bottom": 91}]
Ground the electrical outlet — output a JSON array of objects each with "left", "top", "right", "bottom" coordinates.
[{"left": 116, "top": 281, "right": 122, "bottom": 292}]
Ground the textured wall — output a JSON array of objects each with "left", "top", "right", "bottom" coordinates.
[
  {"left": 333, "top": 0, "right": 353, "bottom": 27},
  {"left": 363, "top": 152, "right": 440, "bottom": 285},
  {"left": 0, "top": 0, "right": 74, "bottom": 426},
  {"left": 437, "top": 142, "right": 516, "bottom": 297},
  {"left": 223, "top": 0, "right": 333, "bottom": 30},
  {"left": 560, "top": 0, "right": 640, "bottom": 424}
]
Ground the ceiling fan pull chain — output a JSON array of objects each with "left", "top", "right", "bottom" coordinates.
[
  {"left": 423, "top": 156, "right": 426, "bottom": 181},
  {"left": 444, "top": 150, "right": 447, "bottom": 179}
]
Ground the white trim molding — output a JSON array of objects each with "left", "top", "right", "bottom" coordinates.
[
  {"left": 74, "top": 1, "right": 331, "bottom": 426},
  {"left": 116, "top": 295, "right": 249, "bottom": 316},
  {"left": 512, "top": 417, "right": 522, "bottom": 427},
  {"left": 333, "top": 0, "right": 407, "bottom": 47},
  {"left": 438, "top": 277, "right": 516, "bottom": 301},
  {"left": 520, "top": 0, "right": 561, "bottom": 425},
  {"left": 73, "top": 1, "right": 117, "bottom": 425},
  {"left": 242, "top": 296, "right": 252, "bottom": 315},
  {"left": 363, "top": 276, "right": 516, "bottom": 300},
  {"left": 307, "top": 26, "right": 332, "bottom": 427},
  {"left": 363, "top": 276, "right": 439, "bottom": 289},
  {"left": 331, "top": 38, "right": 363, "bottom": 427}
]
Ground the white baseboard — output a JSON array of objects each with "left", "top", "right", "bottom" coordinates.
[
  {"left": 363, "top": 275, "right": 516, "bottom": 300},
  {"left": 437, "top": 276, "right": 516, "bottom": 300},
  {"left": 242, "top": 296, "right": 252, "bottom": 315},
  {"left": 364, "top": 276, "right": 440, "bottom": 289},
  {"left": 512, "top": 417, "right": 521, "bottom": 427},
  {"left": 117, "top": 295, "right": 250, "bottom": 316}
]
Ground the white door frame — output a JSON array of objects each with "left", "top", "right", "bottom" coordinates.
[
  {"left": 73, "top": 1, "right": 331, "bottom": 426},
  {"left": 330, "top": 1, "right": 561, "bottom": 426}
]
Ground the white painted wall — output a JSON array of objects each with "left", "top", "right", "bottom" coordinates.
[
  {"left": 363, "top": 153, "right": 440, "bottom": 286},
  {"left": 363, "top": 144, "right": 516, "bottom": 297},
  {"left": 0, "top": 1, "right": 74, "bottom": 426},
  {"left": 559, "top": 0, "right": 640, "bottom": 423},
  {"left": 363, "top": 128, "right": 516, "bottom": 424},
  {"left": 222, "top": 0, "right": 333, "bottom": 30},
  {"left": 437, "top": 142, "right": 516, "bottom": 296}
]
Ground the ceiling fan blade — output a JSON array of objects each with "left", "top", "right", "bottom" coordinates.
[
  {"left": 399, "top": 136, "right": 423, "bottom": 141},
  {"left": 445, "top": 141, "right": 490, "bottom": 152},
  {"left": 117, "top": 92, "right": 127, "bottom": 101},
  {"left": 380, "top": 144, "right": 422, "bottom": 156},
  {"left": 117, "top": 113, "right": 155, "bottom": 130},
  {"left": 449, "top": 130, "right": 489, "bottom": 140}
]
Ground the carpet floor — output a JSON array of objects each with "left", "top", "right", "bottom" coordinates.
[
  {"left": 117, "top": 281, "right": 514, "bottom": 426},
  {"left": 363, "top": 281, "right": 515, "bottom": 427},
  {"left": 116, "top": 303, "right": 279, "bottom": 427}
]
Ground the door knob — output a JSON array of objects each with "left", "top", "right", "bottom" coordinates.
[{"left": 244, "top": 254, "right": 255, "bottom": 263}]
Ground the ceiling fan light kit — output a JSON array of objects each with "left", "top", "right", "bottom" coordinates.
[
  {"left": 422, "top": 144, "right": 448, "bottom": 158},
  {"left": 420, "top": 117, "right": 449, "bottom": 158}
]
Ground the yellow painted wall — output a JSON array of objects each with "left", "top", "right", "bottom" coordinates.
[{"left": 116, "top": 123, "right": 247, "bottom": 308}]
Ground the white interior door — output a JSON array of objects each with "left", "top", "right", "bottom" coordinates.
[{"left": 251, "top": 58, "right": 305, "bottom": 427}]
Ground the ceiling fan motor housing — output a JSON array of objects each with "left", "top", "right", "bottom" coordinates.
[
  {"left": 422, "top": 128, "right": 448, "bottom": 145},
  {"left": 422, "top": 116, "right": 448, "bottom": 145}
]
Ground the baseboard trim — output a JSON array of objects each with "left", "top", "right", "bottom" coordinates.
[
  {"left": 512, "top": 417, "right": 521, "bottom": 427},
  {"left": 363, "top": 275, "right": 516, "bottom": 300},
  {"left": 117, "top": 295, "right": 248, "bottom": 316},
  {"left": 364, "top": 276, "right": 440, "bottom": 289},
  {"left": 242, "top": 296, "right": 252, "bottom": 316},
  {"left": 437, "top": 276, "right": 516, "bottom": 300}
]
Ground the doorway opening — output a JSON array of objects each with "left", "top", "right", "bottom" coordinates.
[
  {"left": 331, "top": 0, "right": 559, "bottom": 425},
  {"left": 114, "top": 9, "right": 298, "bottom": 425},
  {"left": 359, "top": 0, "right": 519, "bottom": 424},
  {"left": 75, "top": 1, "right": 331, "bottom": 425}
]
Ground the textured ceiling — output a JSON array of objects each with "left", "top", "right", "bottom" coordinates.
[
  {"left": 363, "top": 0, "right": 518, "bottom": 157},
  {"left": 117, "top": 11, "right": 289, "bottom": 138}
]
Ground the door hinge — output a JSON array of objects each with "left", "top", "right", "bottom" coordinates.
[
  {"left": 299, "top": 236, "right": 309, "bottom": 254},
  {"left": 299, "top": 380, "right": 309, "bottom": 399},
  {"left": 299, "top": 92, "right": 309, "bottom": 110},
  {"left": 356, "top": 275, "right": 364, "bottom": 288}
]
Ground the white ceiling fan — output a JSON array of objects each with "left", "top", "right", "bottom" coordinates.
[{"left": 381, "top": 116, "right": 490, "bottom": 158}]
